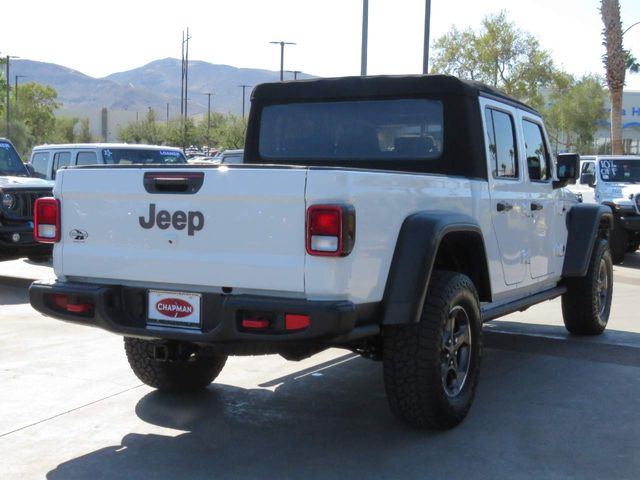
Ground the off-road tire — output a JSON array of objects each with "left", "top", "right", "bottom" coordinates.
[
  {"left": 383, "top": 271, "right": 482, "bottom": 430},
  {"left": 561, "top": 238, "right": 613, "bottom": 335},
  {"left": 124, "top": 338, "right": 227, "bottom": 392},
  {"left": 609, "top": 219, "right": 628, "bottom": 264}
]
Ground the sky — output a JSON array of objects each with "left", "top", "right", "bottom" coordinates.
[{"left": 2, "top": 0, "right": 640, "bottom": 90}]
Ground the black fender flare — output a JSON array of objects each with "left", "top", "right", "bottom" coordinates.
[
  {"left": 381, "top": 211, "right": 490, "bottom": 326},
  {"left": 562, "top": 203, "right": 613, "bottom": 277}
]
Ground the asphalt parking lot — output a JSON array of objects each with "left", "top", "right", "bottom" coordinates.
[{"left": 1, "top": 255, "right": 640, "bottom": 479}]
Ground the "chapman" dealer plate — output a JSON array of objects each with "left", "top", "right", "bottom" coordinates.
[{"left": 147, "top": 290, "right": 202, "bottom": 329}]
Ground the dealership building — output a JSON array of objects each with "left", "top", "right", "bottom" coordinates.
[{"left": 596, "top": 90, "right": 640, "bottom": 154}]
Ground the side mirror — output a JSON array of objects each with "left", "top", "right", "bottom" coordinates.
[
  {"left": 581, "top": 173, "right": 596, "bottom": 188},
  {"left": 553, "top": 153, "right": 580, "bottom": 189}
]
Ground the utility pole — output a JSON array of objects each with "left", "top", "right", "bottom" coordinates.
[
  {"left": 361, "top": 0, "right": 368, "bottom": 76},
  {"left": 269, "top": 41, "right": 296, "bottom": 81},
  {"left": 5, "top": 57, "right": 10, "bottom": 138},
  {"left": 286, "top": 70, "right": 301, "bottom": 80},
  {"left": 5, "top": 56, "right": 19, "bottom": 138},
  {"left": 204, "top": 92, "right": 213, "bottom": 151},
  {"left": 238, "top": 84, "right": 251, "bottom": 118},
  {"left": 184, "top": 27, "right": 190, "bottom": 120},
  {"left": 180, "top": 31, "right": 185, "bottom": 117},
  {"left": 14, "top": 75, "right": 26, "bottom": 102},
  {"left": 423, "top": 0, "right": 432, "bottom": 74}
]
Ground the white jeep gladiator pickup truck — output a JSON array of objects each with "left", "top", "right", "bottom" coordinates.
[
  {"left": 568, "top": 155, "right": 640, "bottom": 263},
  {"left": 29, "top": 75, "right": 613, "bottom": 429}
]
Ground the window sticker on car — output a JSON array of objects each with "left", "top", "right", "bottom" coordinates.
[
  {"left": 600, "top": 160, "right": 617, "bottom": 179},
  {"left": 159, "top": 150, "right": 181, "bottom": 157},
  {"left": 0, "top": 142, "right": 11, "bottom": 150},
  {"left": 104, "top": 149, "right": 112, "bottom": 157}
]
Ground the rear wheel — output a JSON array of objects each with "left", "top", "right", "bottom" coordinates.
[
  {"left": 124, "top": 338, "right": 227, "bottom": 392},
  {"left": 383, "top": 271, "right": 482, "bottom": 430},
  {"left": 561, "top": 238, "right": 613, "bottom": 335}
]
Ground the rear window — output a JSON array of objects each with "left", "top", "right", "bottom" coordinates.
[
  {"left": 259, "top": 99, "right": 443, "bottom": 161},
  {"left": 102, "top": 148, "right": 187, "bottom": 165}
]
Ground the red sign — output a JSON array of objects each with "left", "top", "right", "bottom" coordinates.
[{"left": 155, "top": 298, "right": 194, "bottom": 318}]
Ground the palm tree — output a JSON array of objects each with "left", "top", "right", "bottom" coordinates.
[{"left": 601, "top": 0, "right": 626, "bottom": 154}]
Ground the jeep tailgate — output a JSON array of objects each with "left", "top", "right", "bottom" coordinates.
[{"left": 56, "top": 167, "right": 307, "bottom": 293}]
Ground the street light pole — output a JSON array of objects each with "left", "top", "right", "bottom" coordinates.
[
  {"left": 622, "top": 20, "right": 640, "bottom": 36},
  {"left": 423, "top": 0, "right": 432, "bottom": 74},
  {"left": 238, "top": 84, "right": 251, "bottom": 118},
  {"left": 269, "top": 41, "right": 296, "bottom": 81},
  {"left": 361, "top": 0, "right": 368, "bottom": 76},
  {"left": 15, "top": 75, "right": 26, "bottom": 102}
]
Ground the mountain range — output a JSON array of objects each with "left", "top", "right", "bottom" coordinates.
[{"left": 11, "top": 58, "right": 314, "bottom": 117}]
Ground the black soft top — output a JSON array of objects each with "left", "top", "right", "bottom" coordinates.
[
  {"left": 251, "top": 74, "right": 538, "bottom": 114},
  {"left": 245, "top": 75, "right": 540, "bottom": 179}
]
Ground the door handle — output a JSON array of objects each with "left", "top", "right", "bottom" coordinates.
[
  {"left": 531, "top": 202, "right": 543, "bottom": 211},
  {"left": 497, "top": 202, "right": 513, "bottom": 212}
]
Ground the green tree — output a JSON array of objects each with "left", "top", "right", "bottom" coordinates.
[
  {"left": 214, "top": 115, "right": 247, "bottom": 149},
  {"left": 544, "top": 75, "right": 607, "bottom": 154},
  {"left": 77, "top": 118, "right": 94, "bottom": 142},
  {"left": 625, "top": 50, "right": 639, "bottom": 74},
  {"left": 600, "top": 0, "right": 626, "bottom": 154},
  {"left": 431, "top": 11, "right": 558, "bottom": 109},
  {"left": 51, "top": 116, "right": 80, "bottom": 143},
  {"left": 14, "top": 83, "right": 60, "bottom": 145}
]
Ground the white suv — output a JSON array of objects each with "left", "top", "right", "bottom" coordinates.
[
  {"left": 28, "top": 143, "right": 187, "bottom": 181},
  {"left": 569, "top": 155, "right": 640, "bottom": 262}
]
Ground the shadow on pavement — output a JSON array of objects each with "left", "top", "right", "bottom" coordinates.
[
  {"left": 0, "top": 279, "right": 30, "bottom": 306},
  {"left": 618, "top": 251, "right": 640, "bottom": 270},
  {"left": 47, "top": 323, "right": 640, "bottom": 480}
]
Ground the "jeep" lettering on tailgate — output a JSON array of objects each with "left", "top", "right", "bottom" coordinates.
[{"left": 139, "top": 203, "right": 204, "bottom": 236}]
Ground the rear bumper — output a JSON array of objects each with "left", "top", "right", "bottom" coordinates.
[{"left": 29, "top": 280, "right": 365, "bottom": 345}]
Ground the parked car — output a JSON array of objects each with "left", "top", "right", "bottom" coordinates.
[
  {"left": 0, "top": 138, "right": 52, "bottom": 261},
  {"left": 30, "top": 75, "right": 611, "bottom": 430},
  {"left": 28, "top": 144, "right": 187, "bottom": 181},
  {"left": 567, "top": 155, "right": 640, "bottom": 262},
  {"left": 213, "top": 149, "right": 243, "bottom": 164}
]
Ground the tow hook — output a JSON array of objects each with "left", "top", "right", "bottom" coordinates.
[{"left": 153, "top": 344, "right": 170, "bottom": 362}]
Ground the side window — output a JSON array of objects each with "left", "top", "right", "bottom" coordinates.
[
  {"left": 522, "top": 120, "right": 551, "bottom": 181},
  {"left": 30, "top": 152, "right": 49, "bottom": 179},
  {"left": 52, "top": 151, "right": 71, "bottom": 180},
  {"left": 76, "top": 151, "right": 98, "bottom": 166},
  {"left": 485, "top": 108, "right": 518, "bottom": 178},
  {"left": 580, "top": 162, "right": 596, "bottom": 184}
]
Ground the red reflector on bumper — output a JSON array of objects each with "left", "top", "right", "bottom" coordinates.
[
  {"left": 242, "top": 318, "right": 270, "bottom": 329},
  {"left": 66, "top": 303, "right": 92, "bottom": 313},
  {"left": 285, "top": 314, "right": 310, "bottom": 331}
]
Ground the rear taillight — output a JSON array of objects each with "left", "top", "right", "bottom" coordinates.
[
  {"left": 34, "top": 197, "right": 60, "bottom": 243},
  {"left": 306, "top": 205, "right": 355, "bottom": 257}
]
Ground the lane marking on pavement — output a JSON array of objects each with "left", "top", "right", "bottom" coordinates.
[{"left": 0, "top": 384, "right": 144, "bottom": 438}]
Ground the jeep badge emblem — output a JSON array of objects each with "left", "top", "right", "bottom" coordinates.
[{"left": 70, "top": 229, "right": 89, "bottom": 241}]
